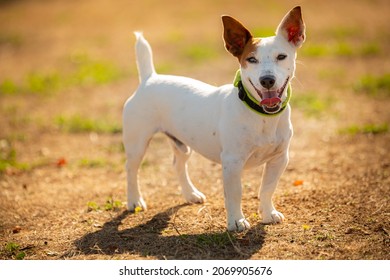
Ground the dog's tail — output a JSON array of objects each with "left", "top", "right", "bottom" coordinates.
[{"left": 134, "top": 32, "right": 156, "bottom": 82}]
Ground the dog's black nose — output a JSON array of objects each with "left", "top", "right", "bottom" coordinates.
[{"left": 260, "top": 75, "right": 276, "bottom": 89}]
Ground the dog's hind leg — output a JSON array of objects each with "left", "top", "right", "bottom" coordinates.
[
  {"left": 166, "top": 133, "right": 206, "bottom": 204},
  {"left": 123, "top": 131, "right": 153, "bottom": 212}
]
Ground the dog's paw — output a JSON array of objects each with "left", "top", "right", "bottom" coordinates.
[
  {"left": 228, "top": 218, "right": 251, "bottom": 232},
  {"left": 183, "top": 190, "right": 206, "bottom": 204},
  {"left": 261, "top": 210, "right": 285, "bottom": 224},
  {"left": 127, "top": 197, "right": 147, "bottom": 212}
]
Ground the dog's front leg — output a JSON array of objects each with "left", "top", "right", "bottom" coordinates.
[
  {"left": 259, "top": 152, "right": 289, "bottom": 224},
  {"left": 221, "top": 154, "right": 250, "bottom": 232}
]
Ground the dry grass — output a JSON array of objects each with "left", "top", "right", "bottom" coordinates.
[{"left": 0, "top": 0, "right": 389, "bottom": 260}]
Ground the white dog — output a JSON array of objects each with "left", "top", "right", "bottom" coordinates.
[{"left": 123, "top": 6, "right": 305, "bottom": 231}]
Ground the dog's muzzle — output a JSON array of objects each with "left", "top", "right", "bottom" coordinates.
[{"left": 249, "top": 77, "right": 289, "bottom": 114}]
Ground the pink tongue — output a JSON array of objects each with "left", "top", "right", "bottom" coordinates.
[{"left": 260, "top": 97, "right": 281, "bottom": 107}]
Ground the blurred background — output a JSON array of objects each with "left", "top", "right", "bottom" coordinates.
[{"left": 1, "top": 0, "right": 389, "bottom": 129}]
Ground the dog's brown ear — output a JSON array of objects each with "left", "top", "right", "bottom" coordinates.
[
  {"left": 222, "top": 15, "right": 253, "bottom": 58},
  {"left": 276, "top": 6, "right": 305, "bottom": 48}
]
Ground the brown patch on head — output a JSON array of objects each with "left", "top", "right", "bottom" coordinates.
[{"left": 239, "top": 37, "right": 261, "bottom": 68}]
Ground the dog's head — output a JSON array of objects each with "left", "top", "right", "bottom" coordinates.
[{"left": 222, "top": 6, "right": 305, "bottom": 114}]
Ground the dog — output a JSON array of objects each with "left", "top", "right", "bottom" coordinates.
[{"left": 123, "top": 6, "right": 305, "bottom": 231}]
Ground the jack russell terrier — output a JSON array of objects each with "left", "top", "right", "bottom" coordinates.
[{"left": 123, "top": 6, "right": 305, "bottom": 231}]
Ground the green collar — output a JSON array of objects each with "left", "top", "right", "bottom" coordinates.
[{"left": 233, "top": 70, "right": 291, "bottom": 117}]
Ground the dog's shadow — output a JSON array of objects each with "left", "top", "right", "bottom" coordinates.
[{"left": 70, "top": 204, "right": 266, "bottom": 259}]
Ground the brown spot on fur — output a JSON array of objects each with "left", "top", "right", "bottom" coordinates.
[{"left": 239, "top": 38, "right": 261, "bottom": 68}]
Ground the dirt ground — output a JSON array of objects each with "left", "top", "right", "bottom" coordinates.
[{"left": 0, "top": 0, "right": 389, "bottom": 260}]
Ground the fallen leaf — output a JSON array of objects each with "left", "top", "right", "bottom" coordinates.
[
  {"left": 56, "top": 157, "right": 67, "bottom": 167},
  {"left": 293, "top": 180, "right": 304, "bottom": 186}
]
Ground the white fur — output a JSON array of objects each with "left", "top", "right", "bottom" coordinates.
[{"left": 123, "top": 9, "right": 304, "bottom": 231}]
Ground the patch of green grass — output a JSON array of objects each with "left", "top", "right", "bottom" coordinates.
[
  {"left": 339, "top": 123, "right": 389, "bottom": 135},
  {"left": 15, "top": 251, "right": 26, "bottom": 260},
  {"left": 87, "top": 198, "right": 123, "bottom": 212},
  {"left": 359, "top": 43, "right": 381, "bottom": 56},
  {"left": 302, "top": 42, "right": 381, "bottom": 58},
  {"left": 0, "top": 79, "right": 19, "bottom": 95},
  {"left": 0, "top": 139, "right": 30, "bottom": 173},
  {"left": 0, "top": 52, "right": 125, "bottom": 96},
  {"left": 87, "top": 201, "right": 100, "bottom": 212},
  {"left": 325, "top": 26, "right": 359, "bottom": 40},
  {"left": 55, "top": 115, "right": 121, "bottom": 134},
  {"left": 78, "top": 158, "right": 107, "bottom": 168},
  {"left": 5, "top": 242, "right": 20, "bottom": 252},
  {"left": 0, "top": 145, "right": 17, "bottom": 173},
  {"left": 291, "top": 92, "right": 333, "bottom": 117},
  {"left": 182, "top": 44, "right": 218, "bottom": 63},
  {"left": 105, "top": 142, "right": 125, "bottom": 154},
  {"left": 334, "top": 42, "right": 353, "bottom": 57},
  {"left": 104, "top": 197, "right": 123, "bottom": 211},
  {"left": 301, "top": 44, "right": 329, "bottom": 57},
  {"left": 25, "top": 72, "right": 62, "bottom": 95},
  {"left": 68, "top": 53, "right": 124, "bottom": 86},
  {"left": 196, "top": 232, "right": 235, "bottom": 247},
  {"left": 354, "top": 73, "right": 390, "bottom": 96},
  {"left": 4, "top": 242, "right": 26, "bottom": 260}
]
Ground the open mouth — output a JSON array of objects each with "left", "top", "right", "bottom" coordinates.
[{"left": 249, "top": 77, "right": 289, "bottom": 114}]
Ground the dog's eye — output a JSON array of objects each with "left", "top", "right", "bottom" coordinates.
[
  {"left": 277, "top": 54, "right": 287, "bottom": 61},
  {"left": 246, "top": 57, "right": 258, "bottom": 64}
]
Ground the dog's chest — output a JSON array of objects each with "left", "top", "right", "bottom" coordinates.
[
  {"left": 245, "top": 142, "right": 283, "bottom": 168},
  {"left": 244, "top": 123, "right": 291, "bottom": 168}
]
